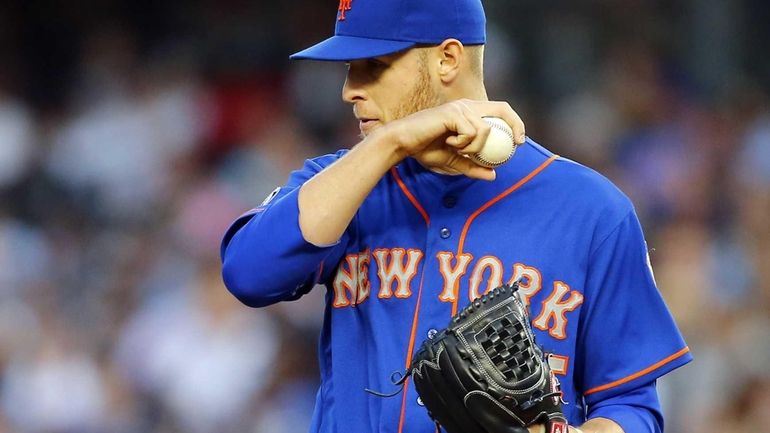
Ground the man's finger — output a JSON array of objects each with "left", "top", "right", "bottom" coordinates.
[
  {"left": 491, "top": 101, "right": 526, "bottom": 144},
  {"left": 461, "top": 99, "right": 526, "bottom": 145},
  {"left": 456, "top": 101, "right": 492, "bottom": 155},
  {"left": 446, "top": 134, "right": 473, "bottom": 148},
  {"left": 443, "top": 103, "right": 478, "bottom": 142},
  {"left": 445, "top": 154, "right": 496, "bottom": 181}
]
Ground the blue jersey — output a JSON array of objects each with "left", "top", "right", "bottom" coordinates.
[{"left": 221, "top": 139, "right": 692, "bottom": 433}]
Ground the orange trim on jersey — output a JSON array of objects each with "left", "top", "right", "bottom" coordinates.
[
  {"left": 584, "top": 346, "right": 691, "bottom": 395},
  {"left": 451, "top": 155, "right": 559, "bottom": 316},
  {"left": 331, "top": 254, "right": 359, "bottom": 308},
  {"left": 532, "top": 280, "right": 583, "bottom": 340},
  {"left": 468, "top": 255, "right": 504, "bottom": 301},
  {"left": 391, "top": 167, "right": 430, "bottom": 225},
  {"left": 510, "top": 262, "right": 543, "bottom": 306},
  {"left": 391, "top": 173, "right": 429, "bottom": 433},
  {"left": 397, "top": 269, "right": 427, "bottom": 433}
]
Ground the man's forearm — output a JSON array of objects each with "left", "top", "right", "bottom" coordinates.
[
  {"left": 573, "top": 417, "right": 624, "bottom": 433},
  {"left": 298, "top": 128, "right": 403, "bottom": 246}
]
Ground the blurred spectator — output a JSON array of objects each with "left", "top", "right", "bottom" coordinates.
[
  {"left": 115, "top": 260, "right": 279, "bottom": 433},
  {"left": 1, "top": 306, "right": 106, "bottom": 433},
  {"left": 0, "top": 93, "right": 34, "bottom": 188},
  {"left": 0, "top": 219, "right": 51, "bottom": 298}
]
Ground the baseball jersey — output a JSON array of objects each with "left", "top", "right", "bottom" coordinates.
[{"left": 221, "top": 139, "right": 692, "bottom": 433}]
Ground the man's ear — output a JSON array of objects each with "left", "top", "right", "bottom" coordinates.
[{"left": 436, "top": 39, "right": 465, "bottom": 84}]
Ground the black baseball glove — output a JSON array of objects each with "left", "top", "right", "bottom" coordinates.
[{"left": 409, "top": 281, "right": 568, "bottom": 433}]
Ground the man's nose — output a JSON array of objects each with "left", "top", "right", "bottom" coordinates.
[{"left": 342, "top": 70, "right": 366, "bottom": 104}]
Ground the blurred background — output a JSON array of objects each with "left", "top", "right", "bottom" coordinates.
[{"left": 0, "top": 0, "right": 768, "bottom": 432}]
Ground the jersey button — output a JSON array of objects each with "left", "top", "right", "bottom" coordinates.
[
  {"left": 427, "top": 328, "right": 438, "bottom": 339},
  {"left": 442, "top": 195, "right": 457, "bottom": 208},
  {"left": 440, "top": 227, "right": 451, "bottom": 239},
  {"left": 417, "top": 397, "right": 425, "bottom": 406}
]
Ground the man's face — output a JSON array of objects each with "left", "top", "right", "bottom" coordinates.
[{"left": 343, "top": 48, "right": 441, "bottom": 137}]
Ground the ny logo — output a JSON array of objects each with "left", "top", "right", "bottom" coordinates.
[{"left": 338, "top": 0, "right": 352, "bottom": 21}]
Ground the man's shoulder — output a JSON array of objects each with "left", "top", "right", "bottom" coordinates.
[
  {"left": 304, "top": 149, "right": 350, "bottom": 170},
  {"left": 282, "top": 149, "right": 351, "bottom": 187},
  {"left": 518, "top": 140, "right": 635, "bottom": 217}
]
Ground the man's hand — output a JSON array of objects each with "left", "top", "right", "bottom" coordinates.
[
  {"left": 382, "top": 99, "right": 526, "bottom": 180},
  {"left": 298, "top": 98, "right": 525, "bottom": 245}
]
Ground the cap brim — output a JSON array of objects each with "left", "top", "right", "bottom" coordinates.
[{"left": 289, "top": 35, "right": 416, "bottom": 61}]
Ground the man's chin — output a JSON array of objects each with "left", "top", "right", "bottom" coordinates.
[{"left": 359, "top": 120, "right": 383, "bottom": 139}]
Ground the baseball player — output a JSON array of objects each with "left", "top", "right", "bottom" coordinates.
[{"left": 220, "top": 1, "right": 692, "bottom": 432}]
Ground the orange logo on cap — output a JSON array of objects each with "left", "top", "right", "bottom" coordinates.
[{"left": 338, "top": 0, "right": 352, "bottom": 21}]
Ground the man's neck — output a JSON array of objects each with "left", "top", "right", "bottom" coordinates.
[{"left": 443, "top": 80, "right": 489, "bottom": 103}]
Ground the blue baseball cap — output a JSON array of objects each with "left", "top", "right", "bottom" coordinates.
[{"left": 290, "top": 0, "right": 487, "bottom": 61}]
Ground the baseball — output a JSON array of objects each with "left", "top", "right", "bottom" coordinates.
[{"left": 470, "top": 117, "right": 517, "bottom": 168}]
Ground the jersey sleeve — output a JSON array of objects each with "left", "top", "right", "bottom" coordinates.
[
  {"left": 586, "top": 380, "right": 663, "bottom": 433},
  {"left": 576, "top": 208, "right": 692, "bottom": 406},
  {"left": 220, "top": 151, "right": 351, "bottom": 307}
]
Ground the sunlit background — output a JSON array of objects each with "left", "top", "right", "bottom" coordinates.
[{"left": 0, "top": 1, "right": 768, "bottom": 432}]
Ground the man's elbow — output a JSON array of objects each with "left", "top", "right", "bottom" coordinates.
[{"left": 221, "top": 258, "right": 275, "bottom": 308}]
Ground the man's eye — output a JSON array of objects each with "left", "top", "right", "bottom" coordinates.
[{"left": 368, "top": 59, "right": 387, "bottom": 68}]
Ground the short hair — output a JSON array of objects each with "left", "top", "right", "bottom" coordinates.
[
  {"left": 465, "top": 45, "right": 484, "bottom": 80},
  {"left": 414, "top": 43, "right": 483, "bottom": 80}
]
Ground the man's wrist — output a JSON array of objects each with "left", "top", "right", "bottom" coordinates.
[
  {"left": 528, "top": 423, "right": 585, "bottom": 433},
  {"left": 363, "top": 125, "right": 409, "bottom": 166}
]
